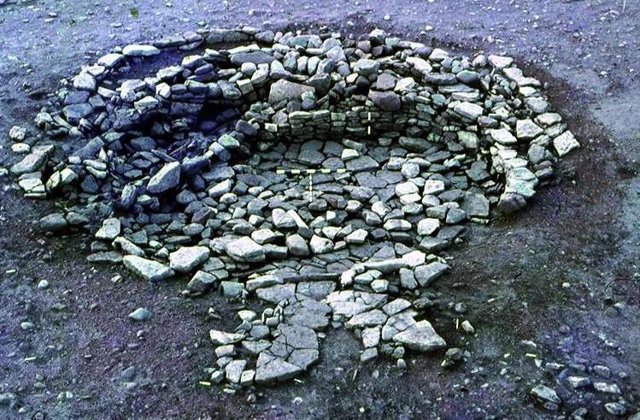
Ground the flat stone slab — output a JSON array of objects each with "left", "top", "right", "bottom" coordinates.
[
  {"left": 123, "top": 255, "right": 174, "bottom": 282},
  {"left": 393, "top": 320, "right": 446, "bottom": 352}
]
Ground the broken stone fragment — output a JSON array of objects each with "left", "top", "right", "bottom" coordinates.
[
  {"left": 46, "top": 168, "right": 78, "bottom": 191},
  {"left": 8, "top": 125, "right": 26, "bottom": 142},
  {"left": 255, "top": 353, "right": 302, "bottom": 385}
]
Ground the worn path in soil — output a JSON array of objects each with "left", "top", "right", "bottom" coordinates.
[{"left": 0, "top": 0, "right": 639, "bottom": 418}]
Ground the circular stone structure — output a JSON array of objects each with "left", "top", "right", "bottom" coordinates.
[{"left": 8, "top": 27, "right": 580, "bottom": 389}]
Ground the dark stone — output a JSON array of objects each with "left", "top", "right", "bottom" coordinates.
[
  {"left": 368, "top": 90, "right": 401, "bottom": 111},
  {"left": 230, "top": 50, "right": 275, "bottom": 65}
]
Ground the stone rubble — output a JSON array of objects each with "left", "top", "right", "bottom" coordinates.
[{"left": 7, "top": 27, "right": 581, "bottom": 389}]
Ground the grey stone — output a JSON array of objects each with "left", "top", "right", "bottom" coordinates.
[
  {"left": 399, "top": 137, "right": 430, "bottom": 152},
  {"left": 346, "top": 309, "right": 387, "bottom": 328},
  {"left": 268, "top": 79, "right": 314, "bottom": 104},
  {"left": 128, "top": 307, "right": 151, "bottom": 321},
  {"left": 393, "top": 320, "right": 446, "bottom": 352},
  {"left": 230, "top": 50, "right": 274, "bottom": 65},
  {"left": 497, "top": 192, "right": 527, "bottom": 214},
  {"left": 9, "top": 125, "right": 26, "bottom": 142},
  {"left": 123, "top": 255, "right": 174, "bottom": 282},
  {"left": 604, "top": 402, "right": 627, "bottom": 417},
  {"left": 95, "top": 217, "right": 121, "bottom": 241},
  {"left": 488, "top": 128, "right": 517, "bottom": 145},
  {"left": 73, "top": 72, "right": 96, "bottom": 91},
  {"left": 256, "top": 284, "right": 295, "bottom": 303},
  {"left": 368, "top": 90, "right": 401, "bottom": 111},
  {"left": 346, "top": 156, "right": 379, "bottom": 173},
  {"left": 63, "top": 103, "right": 93, "bottom": 123},
  {"left": 147, "top": 162, "right": 181, "bottom": 194},
  {"left": 245, "top": 274, "right": 282, "bottom": 292},
  {"left": 354, "top": 58, "right": 380, "bottom": 76},
  {"left": 272, "top": 208, "right": 296, "bottom": 229},
  {"left": 39, "top": 213, "right": 68, "bottom": 232},
  {"left": 123, "top": 44, "right": 160, "bottom": 57},
  {"left": 220, "top": 281, "right": 245, "bottom": 299},
  {"left": 310, "top": 235, "right": 333, "bottom": 254},
  {"left": 255, "top": 353, "right": 303, "bottom": 384},
  {"left": 488, "top": 55, "right": 513, "bottom": 69},
  {"left": 286, "top": 234, "right": 310, "bottom": 256},
  {"left": 225, "top": 360, "right": 247, "bottom": 383},
  {"left": 553, "top": 131, "right": 580, "bottom": 157},
  {"left": 169, "top": 246, "right": 209, "bottom": 272},
  {"left": 186, "top": 271, "right": 218, "bottom": 294},
  {"left": 453, "top": 102, "right": 483, "bottom": 120},
  {"left": 399, "top": 268, "right": 418, "bottom": 289},
  {"left": 516, "top": 119, "right": 543, "bottom": 140},
  {"left": 345, "top": 229, "right": 368, "bottom": 245},
  {"left": 10, "top": 150, "right": 48, "bottom": 175},
  {"left": 209, "top": 329, "right": 244, "bottom": 346},
  {"left": 530, "top": 384, "right": 561, "bottom": 404},
  {"left": 461, "top": 192, "right": 490, "bottom": 218},
  {"left": 414, "top": 262, "right": 450, "bottom": 287},
  {"left": 417, "top": 218, "right": 440, "bottom": 236},
  {"left": 97, "top": 53, "right": 125, "bottom": 68},
  {"left": 226, "top": 237, "right": 265, "bottom": 263}
]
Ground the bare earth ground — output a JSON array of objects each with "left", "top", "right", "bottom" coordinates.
[{"left": 0, "top": 0, "right": 639, "bottom": 418}]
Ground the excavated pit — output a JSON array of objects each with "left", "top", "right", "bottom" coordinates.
[{"left": 7, "top": 27, "right": 581, "bottom": 389}]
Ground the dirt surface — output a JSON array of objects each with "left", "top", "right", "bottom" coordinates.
[{"left": 1, "top": 0, "right": 639, "bottom": 418}]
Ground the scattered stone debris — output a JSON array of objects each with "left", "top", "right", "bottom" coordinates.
[{"left": 7, "top": 27, "right": 580, "bottom": 388}]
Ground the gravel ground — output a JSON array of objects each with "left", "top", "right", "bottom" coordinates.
[{"left": 0, "top": 0, "right": 639, "bottom": 418}]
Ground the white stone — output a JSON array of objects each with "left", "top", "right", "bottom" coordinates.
[
  {"left": 553, "top": 131, "right": 580, "bottom": 157},
  {"left": 169, "top": 246, "right": 210, "bottom": 272},
  {"left": 123, "top": 44, "right": 160, "bottom": 57},
  {"left": 417, "top": 218, "right": 440, "bottom": 236}
]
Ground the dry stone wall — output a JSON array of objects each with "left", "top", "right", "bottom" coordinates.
[{"left": 6, "top": 26, "right": 580, "bottom": 390}]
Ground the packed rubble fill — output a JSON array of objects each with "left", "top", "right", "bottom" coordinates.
[{"left": 7, "top": 27, "right": 580, "bottom": 389}]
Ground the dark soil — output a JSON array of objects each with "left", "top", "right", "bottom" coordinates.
[{"left": 1, "top": 0, "right": 639, "bottom": 418}]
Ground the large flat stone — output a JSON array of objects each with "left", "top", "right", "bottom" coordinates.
[
  {"left": 393, "top": 320, "right": 446, "bottom": 352},
  {"left": 123, "top": 255, "right": 174, "bottom": 282}
]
